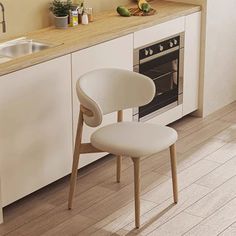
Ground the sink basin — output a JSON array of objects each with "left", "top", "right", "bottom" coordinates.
[{"left": 0, "top": 37, "right": 58, "bottom": 61}]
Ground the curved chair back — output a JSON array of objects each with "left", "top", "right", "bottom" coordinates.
[{"left": 76, "top": 68, "right": 155, "bottom": 127}]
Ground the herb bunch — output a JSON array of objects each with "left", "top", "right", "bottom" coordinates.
[{"left": 50, "top": 0, "right": 72, "bottom": 17}]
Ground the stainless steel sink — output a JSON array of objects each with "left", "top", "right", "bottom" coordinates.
[{"left": 0, "top": 37, "right": 58, "bottom": 62}]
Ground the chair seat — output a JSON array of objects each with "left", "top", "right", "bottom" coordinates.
[{"left": 91, "top": 122, "right": 178, "bottom": 158}]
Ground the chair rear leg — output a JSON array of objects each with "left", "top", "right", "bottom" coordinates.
[
  {"left": 169, "top": 143, "right": 178, "bottom": 203},
  {"left": 116, "top": 155, "right": 122, "bottom": 183},
  {"left": 131, "top": 157, "right": 141, "bottom": 228},
  {"left": 68, "top": 111, "right": 84, "bottom": 210}
]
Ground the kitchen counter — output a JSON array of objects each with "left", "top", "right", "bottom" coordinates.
[{"left": 0, "top": 0, "right": 200, "bottom": 76}]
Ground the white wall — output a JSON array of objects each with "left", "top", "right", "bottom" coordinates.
[
  {"left": 0, "top": 0, "right": 131, "bottom": 40},
  {"left": 0, "top": 179, "right": 2, "bottom": 224},
  {"left": 203, "top": 0, "right": 236, "bottom": 116},
  {"left": 170, "top": 0, "right": 236, "bottom": 117}
]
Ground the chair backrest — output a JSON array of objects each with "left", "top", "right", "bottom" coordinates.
[{"left": 76, "top": 68, "right": 155, "bottom": 127}]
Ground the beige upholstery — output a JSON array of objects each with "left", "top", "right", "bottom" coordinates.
[
  {"left": 77, "top": 68, "right": 155, "bottom": 127},
  {"left": 91, "top": 122, "right": 178, "bottom": 158}
]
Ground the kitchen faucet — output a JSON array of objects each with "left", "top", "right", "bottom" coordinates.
[{"left": 0, "top": 2, "right": 6, "bottom": 33}]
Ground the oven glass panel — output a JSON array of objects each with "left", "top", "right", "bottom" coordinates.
[{"left": 138, "top": 50, "right": 179, "bottom": 119}]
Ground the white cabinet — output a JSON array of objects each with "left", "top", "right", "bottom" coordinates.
[
  {"left": 0, "top": 55, "right": 73, "bottom": 207},
  {"left": 183, "top": 12, "right": 201, "bottom": 116},
  {"left": 134, "top": 17, "right": 185, "bottom": 49},
  {"left": 72, "top": 34, "right": 133, "bottom": 168}
]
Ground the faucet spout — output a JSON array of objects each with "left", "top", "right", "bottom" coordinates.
[{"left": 0, "top": 2, "right": 6, "bottom": 33}]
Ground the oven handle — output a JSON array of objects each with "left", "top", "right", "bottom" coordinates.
[
  {"left": 139, "top": 46, "right": 180, "bottom": 65},
  {"left": 178, "top": 47, "right": 184, "bottom": 95}
]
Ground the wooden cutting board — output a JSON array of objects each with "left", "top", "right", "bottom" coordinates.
[{"left": 129, "top": 7, "right": 157, "bottom": 16}]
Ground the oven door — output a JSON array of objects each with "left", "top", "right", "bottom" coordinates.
[{"left": 134, "top": 48, "right": 182, "bottom": 121}]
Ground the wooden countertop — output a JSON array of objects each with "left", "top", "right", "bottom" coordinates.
[{"left": 0, "top": 0, "right": 200, "bottom": 76}]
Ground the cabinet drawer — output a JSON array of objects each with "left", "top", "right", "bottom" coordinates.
[{"left": 134, "top": 17, "right": 185, "bottom": 48}]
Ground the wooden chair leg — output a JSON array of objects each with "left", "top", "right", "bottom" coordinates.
[
  {"left": 169, "top": 143, "right": 178, "bottom": 204},
  {"left": 116, "top": 110, "right": 123, "bottom": 183},
  {"left": 131, "top": 157, "right": 141, "bottom": 229},
  {"left": 68, "top": 111, "right": 84, "bottom": 210},
  {"left": 116, "top": 156, "right": 122, "bottom": 183}
]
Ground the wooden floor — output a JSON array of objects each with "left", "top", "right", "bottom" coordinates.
[{"left": 1, "top": 102, "right": 236, "bottom": 236}]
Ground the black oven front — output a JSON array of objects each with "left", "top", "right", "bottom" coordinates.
[{"left": 133, "top": 33, "right": 184, "bottom": 122}]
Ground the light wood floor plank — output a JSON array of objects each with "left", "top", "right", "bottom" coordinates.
[
  {"left": 0, "top": 203, "right": 54, "bottom": 235},
  {"left": 142, "top": 159, "right": 219, "bottom": 204},
  {"left": 176, "top": 120, "right": 232, "bottom": 154},
  {"left": 5, "top": 186, "right": 114, "bottom": 236},
  {"left": 41, "top": 214, "right": 96, "bottom": 236},
  {"left": 100, "top": 153, "right": 169, "bottom": 192},
  {"left": 205, "top": 140, "right": 236, "bottom": 164},
  {"left": 0, "top": 102, "right": 236, "bottom": 236},
  {"left": 185, "top": 176, "right": 236, "bottom": 218},
  {"left": 219, "top": 227, "right": 236, "bottom": 236},
  {"left": 86, "top": 200, "right": 156, "bottom": 236},
  {"left": 214, "top": 124, "right": 236, "bottom": 142},
  {"left": 154, "top": 138, "right": 226, "bottom": 177},
  {"left": 121, "top": 184, "right": 210, "bottom": 235},
  {"left": 80, "top": 172, "right": 167, "bottom": 221},
  {"left": 196, "top": 156, "right": 236, "bottom": 189},
  {"left": 220, "top": 110, "right": 236, "bottom": 123},
  {"left": 184, "top": 197, "right": 236, "bottom": 236},
  {"left": 147, "top": 212, "right": 203, "bottom": 236},
  {"left": 171, "top": 101, "right": 236, "bottom": 132}
]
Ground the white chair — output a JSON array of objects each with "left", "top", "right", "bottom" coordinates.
[{"left": 68, "top": 68, "right": 178, "bottom": 228}]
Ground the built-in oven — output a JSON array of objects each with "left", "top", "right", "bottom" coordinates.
[{"left": 133, "top": 33, "right": 184, "bottom": 122}]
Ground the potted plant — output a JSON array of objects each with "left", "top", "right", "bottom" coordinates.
[{"left": 50, "top": 0, "right": 72, "bottom": 29}]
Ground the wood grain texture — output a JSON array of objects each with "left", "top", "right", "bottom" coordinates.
[
  {"left": 117, "top": 111, "right": 123, "bottom": 183},
  {"left": 132, "top": 158, "right": 141, "bottom": 228},
  {"left": 0, "top": 0, "right": 200, "bottom": 76},
  {"left": 148, "top": 212, "right": 203, "bottom": 236},
  {"left": 169, "top": 144, "right": 178, "bottom": 204},
  {"left": 122, "top": 184, "right": 210, "bottom": 235},
  {"left": 185, "top": 176, "right": 236, "bottom": 218},
  {"left": 184, "top": 198, "right": 236, "bottom": 236}
]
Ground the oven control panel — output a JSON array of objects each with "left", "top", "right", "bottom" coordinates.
[{"left": 139, "top": 36, "right": 180, "bottom": 60}]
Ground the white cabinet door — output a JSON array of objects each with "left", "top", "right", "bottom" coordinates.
[
  {"left": 0, "top": 55, "right": 73, "bottom": 206},
  {"left": 72, "top": 34, "right": 133, "bottom": 168},
  {"left": 183, "top": 12, "right": 201, "bottom": 116}
]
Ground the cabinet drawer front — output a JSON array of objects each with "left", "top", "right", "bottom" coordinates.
[{"left": 134, "top": 17, "right": 185, "bottom": 48}]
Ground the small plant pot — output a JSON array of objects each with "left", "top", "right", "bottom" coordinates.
[{"left": 54, "top": 15, "right": 68, "bottom": 29}]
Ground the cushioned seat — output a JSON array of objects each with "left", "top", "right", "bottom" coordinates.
[{"left": 91, "top": 122, "right": 178, "bottom": 158}]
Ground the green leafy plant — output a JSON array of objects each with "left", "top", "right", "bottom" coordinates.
[{"left": 50, "top": 0, "right": 72, "bottom": 17}]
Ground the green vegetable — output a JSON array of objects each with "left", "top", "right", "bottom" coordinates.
[
  {"left": 141, "top": 3, "right": 151, "bottom": 13},
  {"left": 117, "top": 6, "right": 131, "bottom": 17}
]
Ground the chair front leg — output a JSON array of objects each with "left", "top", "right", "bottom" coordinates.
[
  {"left": 116, "top": 155, "right": 122, "bottom": 183},
  {"left": 116, "top": 110, "right": 123, "bottom": 183},
  {"left": 131, "top": 157, "right": 141, "bottom": 229},
  {"left": 68, "top": 110, "right": 84, "bottom": 210},
  {"left": 169, "top": 143, "right": 178, "bottom": 204}
]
